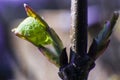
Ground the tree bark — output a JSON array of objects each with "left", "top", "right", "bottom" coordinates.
[{"left": 71, "top": 0, "right": 88, "bottom": 56}]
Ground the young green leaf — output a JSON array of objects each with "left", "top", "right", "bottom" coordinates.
[
  {"left": 12, "top": 17, "right": 52, "bottom": 46},
  {"left": 12, "top": 3, "right": 64, "bottom": 67}
]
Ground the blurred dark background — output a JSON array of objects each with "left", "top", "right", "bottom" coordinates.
[{"left": 0, "top": 0, "right": 120, "bottom": 80}]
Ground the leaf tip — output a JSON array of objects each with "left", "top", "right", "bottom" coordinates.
[
  {"left": 11, "top": 28, "right": 24, "bottom": 38},
  {"left": 23, "top": 3, "right": 30, "bottom": 13},
  {"left": 114, "top": 11, "right": 120, "bottom": 15},
  {"left": 23, "top": 3, "right": 36, "bottom": 18},
  {"left": 23, "top": 3, "right": 27, "bottom": 8},
  {"left": 11, "top": 28, "right": 16, "bottom": 33}
]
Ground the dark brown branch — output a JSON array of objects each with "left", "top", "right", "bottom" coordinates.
[{"left": 71, "top": 0, "right": 88, "bottom": 56}]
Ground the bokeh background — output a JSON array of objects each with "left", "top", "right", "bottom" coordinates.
[{"left": 0, "top": 0, "right": 120, "bottom": 80}]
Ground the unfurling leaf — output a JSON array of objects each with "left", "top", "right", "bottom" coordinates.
[
  {"left": 12, "top": 3, "right": 64, "bottom": 67},
  {"left": 88, "top": 12, "right": 119, "bottom": 60},
  {"left": 12, "top": 17, "right": 52, "bottom": 46}
]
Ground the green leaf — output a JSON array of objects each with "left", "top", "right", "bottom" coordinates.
[
  {"left": 12, "top": 3, "right": 64, "bottom": 67},
  {"left": 12, "top": 17, "right": 52, "bottom": 46}
]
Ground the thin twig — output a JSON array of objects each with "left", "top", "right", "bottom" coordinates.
[{"left": 71, "top": 0, "right": 88, "bottom": 56}]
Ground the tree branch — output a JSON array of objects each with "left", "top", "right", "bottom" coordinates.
[{"left": 71, "top": 0, "right": 88, "bottom": 56}]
